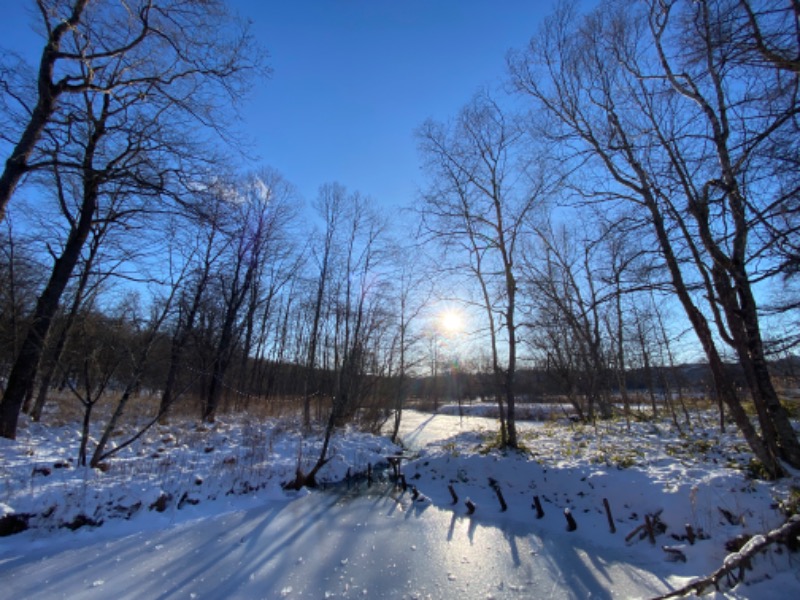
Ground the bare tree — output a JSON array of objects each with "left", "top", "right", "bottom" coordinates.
[
  {"left": 302, "top": 183, "right": 345, "bottom": 430},
  {"left": 0, "top": 88, "right": 120, "bottom": 439},
  {"left": 28, "top": 217, "right": 109, "bottom": 421},
  {"left": 0, "top": 216, "right": 42, "bottom": 379},
  {"left": 231, "top": 173, "right": 300, "bottom": 409},
  {"left": 0, "top": 0, "right": 264, "bottom": 440},
  {"left": 0, "top": 0, "right": 92, "bottom": 222},
  {"left": 735, "top": 0, "right": 800, "bottom": 74},
  {"left": 417, "top": 91, "right": 549, "bottom": 448},
  {"left": 62, "top": 304, "right": 125, "bottom": 467},
  {"left": 0, "top": 0, "right": 264, "bottom": 223},
  {"left": 89, "top": 285, "right": 180, "bottom": 467},
  {"left": 157, "top": 203, "right": 225, "bottom": 421},
  {"left": 239, "top": 230, "right": 304, "bottom": 405},
  {"left": 522, "top": 222, "right": 615, "bottom": 421},
  {"left": 509, "top": 0, "right": 800, "bottom": 476},
  {"left": 289, "top": 191, "right": 390, "bottom": 488},
  {"left": 202, "top": 172, "right": 296, "bottom": 422},
  {"left": 386, "top": 244, "right": 430, "bottom": 443}
]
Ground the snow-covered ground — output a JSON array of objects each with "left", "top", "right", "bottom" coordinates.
[
  {"left": 0, "top": 404, "right": 799, "bottom": 598},
  {"left": 0, "top": 412, "right": 397, "bottom": 535}
]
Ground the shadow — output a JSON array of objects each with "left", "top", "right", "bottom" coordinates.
[
  {"left": 504, "top": 528, "right": 522, "bottom": 567},
  {"left": 467, "top": 515, "right": 478, "bottom": 544},
  {"left": 398, "top": 412, "right": 439, "bottom": 449},
  {"left": 1, "top": 484, "right": 675, "bottom": 600}
]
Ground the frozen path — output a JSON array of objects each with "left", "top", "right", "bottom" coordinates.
[
  {"left": 398, "top": 410, "right": 503, "bottom": 451},
  {"left": 0, "top": 412, "right": 679, "bottom": 599},
  {"left": 0, "top": 484, "right": 670, "bottom": 599}
]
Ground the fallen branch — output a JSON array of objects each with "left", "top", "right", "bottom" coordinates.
[
  {"left": 652, "top": 515, "right": 800, "bottom": 599},
  {"left": 626, "top": 522, "right": 647, "bottom": 543},
  {"left": 627, "top": 511, "right": 666, "bottom": 545}
]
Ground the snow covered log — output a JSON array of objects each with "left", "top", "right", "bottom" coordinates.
[
  {"left": 0, "top": 512, "right": 30, "bottom": 536},
  {"left": 654, "top": 515, "right": 800, "bottom": 599}
]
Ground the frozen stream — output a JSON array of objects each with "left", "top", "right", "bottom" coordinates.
[
  {"left": 0, "top": 484, "right": 670, "bottom": 599},
  {"left": 0, "top": 413, "right": 673, "bottom": 599}
]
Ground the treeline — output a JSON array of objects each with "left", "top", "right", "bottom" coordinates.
[
  {"left": 0, "top": 1, "right": 428, "bottom": 475},
  {"left": 1, "top": 1, "right": 799, "bottom": 481},
  {"left": 0, "top": 174, "right": 426, "bottom": 467}
]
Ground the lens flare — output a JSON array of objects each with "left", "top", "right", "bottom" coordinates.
[{"left": 439, "top": 310, "right": 464, "bottom": 335}]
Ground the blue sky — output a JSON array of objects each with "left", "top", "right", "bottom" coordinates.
[
  {"left": 228, "top": 0, "right": 557, "bottom": 210},
  {"left": 0, "top": 1, "right": 557, "bottom": 212}
]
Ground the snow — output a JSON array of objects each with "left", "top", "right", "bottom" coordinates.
[{"left": 1, "top": 404, "right": 799, "bottom": 598}]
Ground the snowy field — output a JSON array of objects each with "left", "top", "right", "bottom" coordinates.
[{"left": 0, "top": 404, "right": 799, "bottom": 598}]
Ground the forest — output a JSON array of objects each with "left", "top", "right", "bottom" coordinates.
[{"left": 1, "top": 0, "right": 799, "bottom": 484}]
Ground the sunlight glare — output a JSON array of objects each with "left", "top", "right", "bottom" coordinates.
[{"left": 439, "top": 309, "right": 464, "bottom": 335}]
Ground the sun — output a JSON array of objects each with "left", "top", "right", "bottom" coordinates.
[{"left": 439, "top": 309, "right": 465, "bottom": 335}]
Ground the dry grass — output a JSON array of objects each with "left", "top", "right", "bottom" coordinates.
[{"left": 39, "top": 389, "right": 306, "bottom": 428}]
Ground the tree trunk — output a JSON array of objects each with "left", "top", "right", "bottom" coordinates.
[
  {"left": 390, "top": 323, "right": 407, "bottom": 444},
  {"left": 160, "top": 238, "right": 215, "bottom": 421},
  {"left": 204, "top": 351, "right": 231, "bottom": 423},
  {"left": 0, "top": 0, "right": 90, "bottom": 223},
  {"left": 0, "top": 183, "right": 98, "bottom": 438},
  {"left": 29, "top": 228, "right": 102, "bottom": 422},
  {"left": 77, "top": 398, "right": 93, "bottom": 467},
  {"left": 91, "top": 308, "right": 169, "bottom": 467},
  {"left": 726, "top": 280, "right": 800, "bottom": 467},
  {"left": 646, "top": 202, "right": 782, "bottom": 477}
]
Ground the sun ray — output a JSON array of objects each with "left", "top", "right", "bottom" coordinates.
[{"left": 439, "top": 309, "right": 464, "bottom": 335}]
